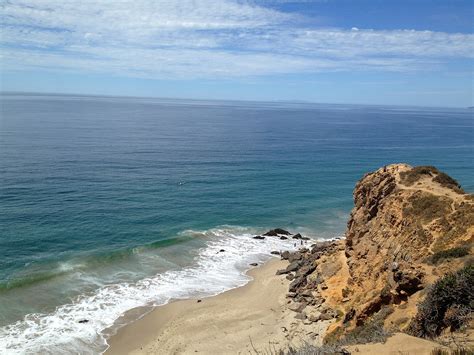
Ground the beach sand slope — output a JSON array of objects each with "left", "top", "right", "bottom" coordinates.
[{"left": 107, "top": 258, "right": 326, "bottom": 354}]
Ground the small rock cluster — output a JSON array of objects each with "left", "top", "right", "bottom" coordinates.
[
  {"left": 253, "top": 229, "right": 342, "bottom": 325},
  {"left": 277, "top": 240, "right": 342, "bottom": 324},
  {"left": 252, "top": 228, "right": 310, "bottom": 241}
]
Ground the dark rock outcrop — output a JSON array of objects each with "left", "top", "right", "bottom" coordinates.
[
  {"left": 293, "top": 233, "right": 310, "bottom": 240},
  {"left": 263, "top": 228, "right": 291, "bottom": 236}
]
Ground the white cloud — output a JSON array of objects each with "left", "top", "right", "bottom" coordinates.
[{"left": 1, "top": 0, "right": 473, "bottom": 79}]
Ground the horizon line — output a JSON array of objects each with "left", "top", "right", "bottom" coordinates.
[{"left": 0, "top": 90, "right": 470, "bottom": 110}]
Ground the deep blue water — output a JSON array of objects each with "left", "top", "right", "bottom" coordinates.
[{"left": 0, "top": 93, "right": 473, "bottom": 352}]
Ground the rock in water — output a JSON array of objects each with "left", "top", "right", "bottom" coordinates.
[
  {"left": 292, "top": 233, "right": 309, "bottom": 240},
  {"left": 263, "top": 228, "right": 291, "bottom": 236}
]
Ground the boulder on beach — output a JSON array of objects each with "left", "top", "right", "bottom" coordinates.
[
  {"left": 288, "top": 301, "right": 306, "bottom": 313},
  {"left": 253, "top": 235, "right": 265, "bottom": 240}
]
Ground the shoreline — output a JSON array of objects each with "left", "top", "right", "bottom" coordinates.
[
  {"left": 0, "top": 228, "right": 309, "bottom": 354},
  {"left": 105, "top": 257, "right": 328, "bottom": 354},
  {"left": 104, "top": 230, "right": 457, "bottom": 355}
]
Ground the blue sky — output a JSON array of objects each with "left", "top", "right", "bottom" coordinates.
[{"left": 1, "top": 0, "right": 473, "bottom": 107}]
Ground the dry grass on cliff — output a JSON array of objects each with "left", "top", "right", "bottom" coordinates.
[
  {"left": 285, "top": 344, "right": 350, "bottom": 355},
  {"left": 433, "top": 205, "right": 474, "bottom": 252},
  {"left": 403, "top": 193, "right": 452, "bottom": 223},
  {"left": 400, "top": 166, "right": 439, "bottom": 186},
  {"left": 431, "top": 348, "right": 474, "bottom": 355},
  {"left": 400, "top": 166, "right": 464, "bottom": 193},
  {"left": 432, "top": 172, "right": 464, "bottom": 193},
  {"left": 323, "top": 306, "right": 393, "bottom": 348},
  {"left": 428, "top": 246, "right": 470, "bottom": 265}
]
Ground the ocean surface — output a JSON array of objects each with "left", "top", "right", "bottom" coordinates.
[{"left": 0, "top": 93, "right": 473, "bottom": 353}]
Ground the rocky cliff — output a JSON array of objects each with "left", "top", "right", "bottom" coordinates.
[
  {"left": 279, "top": 164, "right": 473, "bottom": 346},
  {"left": 345, "top": 164, "right": 473, "bottom": 325}
]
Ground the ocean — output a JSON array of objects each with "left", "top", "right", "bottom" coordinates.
[{"left": 0, "top": 93, "right": 473, "bottom": 353}]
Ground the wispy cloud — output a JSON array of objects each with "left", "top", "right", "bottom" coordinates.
[{"left": 1, "top": 0, "right": 473, "bottom": 79}]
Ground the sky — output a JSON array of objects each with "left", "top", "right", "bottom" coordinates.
[{"left": 1, "top": 0, "right": 473, "bottom": 107}]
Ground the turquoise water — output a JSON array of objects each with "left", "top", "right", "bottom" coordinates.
[{"left": 0, "top": 93, "right": 473, "bottom": 353}]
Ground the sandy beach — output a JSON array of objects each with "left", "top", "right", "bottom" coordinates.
[
  {"left": 106, "top": 257, "right": 328, "bottom": 354},
  {"left": 104, "top": 243, "right": 453, "bottom": 355}
]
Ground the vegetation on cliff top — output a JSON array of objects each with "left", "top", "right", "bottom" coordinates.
[{"left": 400, "top": 165, "right": 464, "bottom": 193}]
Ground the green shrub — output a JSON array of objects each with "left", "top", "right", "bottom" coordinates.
[
  {"left": 428, "top": 247, "right": 470, "bottom": 265},
  {"left": 407, "top": 265, "right": 474, "bottom": 338}
]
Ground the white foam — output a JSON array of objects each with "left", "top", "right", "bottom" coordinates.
[{"left": 0, "top": 226, "right": 306, "bottom": 354}]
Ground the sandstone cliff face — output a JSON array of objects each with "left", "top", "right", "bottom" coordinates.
[
  {"left": 281, "top": 164, "right": 473, "bottom": 343},
  {"left": 343, "top": 164, "right": 473, "bottom": 327}
]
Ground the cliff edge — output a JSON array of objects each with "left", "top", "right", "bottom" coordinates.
[
  {"left": 345, "top": 164, "right": 473, "bottom": 326},
  {"left": 280, "top": 164, "right": 473, "bottom": 350}
]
